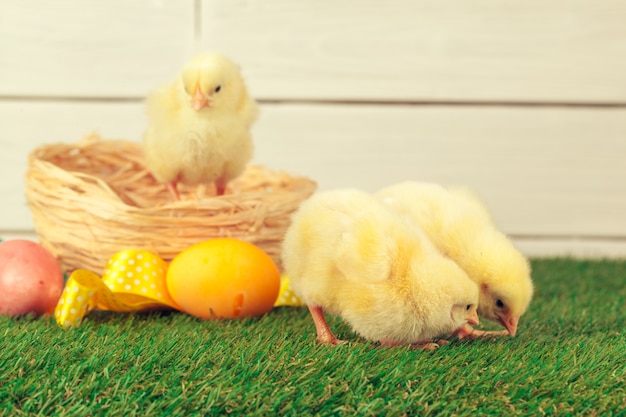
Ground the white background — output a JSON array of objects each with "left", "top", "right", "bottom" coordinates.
[{"left": 1, "top": 0, "right": 625, "bottom": 257}]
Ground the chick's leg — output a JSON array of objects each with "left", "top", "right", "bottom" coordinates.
[
  {"left": 307, "top": 305, "right": 344, "bottom": 346},
  {"left": 167, "top": 181, "right": 180, "bottom": 201},
  {"left": 452, "top": 323, "right": 509, "bottom": 339},
  {"left": 215, "top": 177, "right": 227, "bottom": 196}
]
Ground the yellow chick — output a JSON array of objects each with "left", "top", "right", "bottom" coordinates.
[
  {"left": 143, "top": 52, "right": 258, "bottom": 199},
  {"left": 281, "top": 189, "right": 480, "bottom": 348},
  {"left": 376, "top": 182, "right": 534, "bottom": 338}
]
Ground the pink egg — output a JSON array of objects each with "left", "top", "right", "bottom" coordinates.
[{"left": 0, "top": 240, "right": 64, "bottom": 316}]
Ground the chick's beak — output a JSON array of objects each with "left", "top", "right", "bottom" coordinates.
[
  {"left": 466, "top": 310, "right": 479, "bottom": 326},
  {"left": 497, "top": 314, "right": 519, "bottom": 337},
  {"left": 191, "top": 88, "right": 210, "bottom": 110}
]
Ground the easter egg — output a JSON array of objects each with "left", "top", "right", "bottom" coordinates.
[
  {"left": 0, "top": 239, "right": 64, "bottom": 316},
  {"left": 166, "top": 238, "right": 280, "bottom": 319},
  {"left": 100, "top": 249, "right": 179, "bottom": 310}
]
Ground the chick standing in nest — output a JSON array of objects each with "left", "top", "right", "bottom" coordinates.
[
  {"left": 376, "top": 182, "right": 534, "bottom": 339},
  {"left": 143, "top": 53, "right": 258, "bottom": 200},
  {"left": 281, "top": 189, "right": 480, "bottom": 348}
]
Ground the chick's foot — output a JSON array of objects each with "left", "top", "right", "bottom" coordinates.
[
  {"left": 411, "top": 341, "right": 440, "bottom": 351},
  {"left": 434, "top": 339, "right": 449, "bottom": 347},
  {"left": 215, "top": 177, "right": 227, "bottom": 196},
  {"left": 453, "top": 323, "right": 510, "bottom": 339},
  {"left": 307, "top": 305, "right": 345, "bottom": 346}
]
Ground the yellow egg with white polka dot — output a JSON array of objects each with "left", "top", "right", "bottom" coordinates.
[{"left": 101, "top": 250, "right": 179, "bottom": 309}]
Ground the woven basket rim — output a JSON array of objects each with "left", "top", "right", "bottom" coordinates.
[{"left": 25, "top": 134, "right": 317, "bottom": 273}]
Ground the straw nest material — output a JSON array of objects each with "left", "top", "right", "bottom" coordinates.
[{"left": 25, "top": 134, "right": 317, "bottom": 274}]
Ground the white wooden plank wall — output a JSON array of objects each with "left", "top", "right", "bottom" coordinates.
[{"left": 1, "top": 0, "right": 625, "bottom": 258}]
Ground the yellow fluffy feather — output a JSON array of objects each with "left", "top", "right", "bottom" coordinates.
[
  {"left": 143, "top": 53, "right": 258, "bottom": 199},
  {"left": 281, "top": 189, "right": 479, "bottom": 347},
  {"left": 376, "top": 182, "right": 534, "bottom": 337}
]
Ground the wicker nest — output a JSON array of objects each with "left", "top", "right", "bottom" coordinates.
[{"left": 25, "top": 134, "right": 317, "bottom": 274}]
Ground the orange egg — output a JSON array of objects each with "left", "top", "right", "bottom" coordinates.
[{"left": 166, "top": 238, "right": 280, "bottom": 319}]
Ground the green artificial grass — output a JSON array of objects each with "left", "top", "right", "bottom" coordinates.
[{"left": 1, "top": 259, "right": 625, "bottom": 416}]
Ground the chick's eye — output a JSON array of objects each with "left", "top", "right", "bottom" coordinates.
[
  {"left": 214, "top": 85, "right": 222, "bottom": 93},
  {"left": 496, "top": 299, "right": 505, "bottom": 308},
  {"left": 466, "top": 304, "right": 471, "bottom": 311}
]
